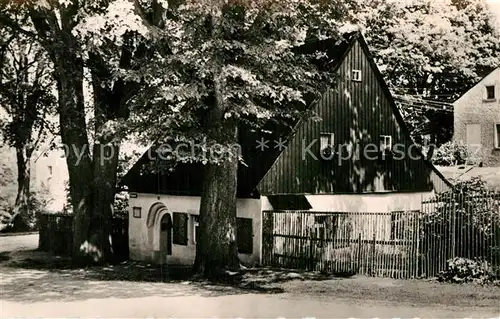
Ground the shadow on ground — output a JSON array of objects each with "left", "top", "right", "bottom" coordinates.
[{"left": 0, "top": 249, "right": 338, "bottom": 303}]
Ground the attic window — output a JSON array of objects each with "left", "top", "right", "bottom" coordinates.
[
  {"left": 320, "top": 133, "right": 335, "bottom": 159},
  {"left": 485, "top": 85, "right": 496, "bottom": 100},
  {"left": 352, "top": 69, "right": 362, "bottom": 82},
  {"left": 320, "top": 133, "right": 334, "bottom": 151},
  {"left": 380, "top": 135, "right": 392, "bottom": 152}
]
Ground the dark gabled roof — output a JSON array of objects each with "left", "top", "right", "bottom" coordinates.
[
  {"left": 119, "top": 32, "right": 360, "bottom": 197},
  {"left": 353, "top": 34, "right": 453, "bottom": 192},
  {"left": 120, "top": 30, "right": 452, "bottom": 197}
]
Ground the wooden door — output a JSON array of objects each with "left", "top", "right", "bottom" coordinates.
[{"left": 160, "top": 214, "right": 172, "bottom": 264}]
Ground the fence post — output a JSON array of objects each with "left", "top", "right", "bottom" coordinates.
[
  {"left": 357, "top": 232, "right": 362, "bottom": 273},
  {"left": 370, "top": 233, "right": 376, "bottom": 276},
  {"left": 415, "top": 210, "right": 420, "bottom": 278},
  {"left": 451, "top": 201, "right": 456, "bottom": 260},
  {"left": 309, "top": 233, "right": 314, "bottom": 271}
]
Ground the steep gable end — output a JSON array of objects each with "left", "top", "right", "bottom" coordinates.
[
  {"left": 453, "top": 67, "right": 500, "bottom": 106},
  {"left": 259, "top": 36, "right": 450, "bottom": 195}
]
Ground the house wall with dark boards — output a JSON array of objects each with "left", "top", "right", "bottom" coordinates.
[{"left": 259, "top": 38, "right": 449, "bottom": 195}]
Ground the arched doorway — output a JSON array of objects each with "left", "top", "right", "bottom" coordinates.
[{"left": 159, "top": 213, "right": 172, "bottom": 264}]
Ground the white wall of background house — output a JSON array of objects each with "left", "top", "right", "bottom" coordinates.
[
  {"left": 33, "top": 141, "right": 68, "bottom": 213},
  {"left": 303, "top": 193, "right": 431, "bottom": 213},
  {"left": 128, "top": 193, "right": 262, "bottom": 266},
  {"left": 453, "top": 68, "right": 500, "bottom": 166}
]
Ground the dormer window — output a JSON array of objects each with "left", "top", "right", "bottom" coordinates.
[
  {"left": 320, "top": 133, "right": 335, "bottom": 159},
  {"left": 485, "top": 85, "right": 496, "bottom": 100},
  {"left": 352, "top": 69, "right": 362, "bottom": 82},
  {"left": 380, "top": 135, "right": 392, "bottom": 152}
]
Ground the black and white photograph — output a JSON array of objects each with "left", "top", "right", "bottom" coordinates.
[{"left": 1, "top": 0, "right": 499, "bottom": 317}]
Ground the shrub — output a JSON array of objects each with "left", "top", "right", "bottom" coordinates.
[
  {"left": 4, "top": 189, "right": 50, "bottom": 232},
  {"left": 113, "top": 189, "right": 129, "bottom": 218},
  {"left": 420, "top": 178, "right": 500, "bottom": 278},
  {"left": 437, "top": 257, "right": 494, "bottom": 284}
]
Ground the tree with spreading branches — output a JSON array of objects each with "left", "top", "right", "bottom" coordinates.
[
  {"left": 0, "top": 26, "right": 56, "bottom": 231},
  {"left": 0, "top": 0, "right": 168, "bottom": 262},
  {"left": 128, "top": 0, "right": 357, "bottom": 276}
]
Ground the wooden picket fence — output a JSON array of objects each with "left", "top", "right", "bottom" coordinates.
[
  {"left": 262, "top": 210, "right": 421, "bottom": 279},
  {"left": 262, "top": 192, "right": 500, "bottom": 279},
  {"left": 38, "top": 213, "right": 129, "bottom": 261},
  {"left": 420, "top": 191, "right": 500, "bottom": 278}
]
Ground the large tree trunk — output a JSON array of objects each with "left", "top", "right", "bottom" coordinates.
[
  {"left": 193, "top": 75, "right": 240, "bottom": 277},
  {"left": 90, "top": 141, "right": 119, "bottom": 262},
  {"left": 13, "top": 147, "right": 32, "bottom": 229},
  {"left": 53, "top": 54, "right": 100, "bottom": 263},
  {"left": 192, "top": 123, "right": 240, "bottom": 277},
  {"left": 90, "top": 76, "right": 121, "bottom": 263},
  {"left": 26, "top": 7, "right": 130, "bottom": 265}
]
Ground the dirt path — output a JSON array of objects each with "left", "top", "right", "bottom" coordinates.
[
  {"left": 2, "top": 291, "right": 499, "bottom": 318},
  {"left": 1, "top": 234, "right": 499, "bottom": 318}
]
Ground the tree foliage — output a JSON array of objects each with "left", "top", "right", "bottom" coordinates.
[
  {"left": 358, "top": 0, "right": 499, "bottom": 100},
  {"left": 355, "top": 0, "right": 500, "bottom": 146},
  {"left": 420, "top": 178, "right": 500, "bottom": 275},
  {"left": 130, "top": 0, "right": 352, "bottom": 146},
  {"left": 0, "top": 0, "right": 167, "bottom": 261},
  {"left": 0, "top": 19, "right": 57, "bottom": 231},
  {"left": 125, "top": 0, "right": 357, "bottom": 276}
]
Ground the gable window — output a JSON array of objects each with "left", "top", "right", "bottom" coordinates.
[
  {"left": 320, "top": 133, "right": 335, "bottom": 158},
  {"left": 485, "top": 85, "right": 496, "bottom": 100},
  {"left": 380, "top": 135, "right": 392, "bottom": 152},
  {"left": 237, "top": 217, "right": 253, "bottom": 254},
  {"left": 172, "top": 212, "right": 188, "bottom": 245},
  {"left": 352, "top": 69, "right": 362, "bottom": 82},
  {"left": 495, "top": 123, "right": 500, "bottom": 149}
]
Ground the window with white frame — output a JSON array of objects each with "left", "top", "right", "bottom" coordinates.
[
  {"left": 319, "top": 133, "right": 335, "bottom": 159},
  {"left": 192, "top": 215, "right": 199, "bottom": 244},
  {"left": 495, "top": 123, "right": 500, "bottom": 149},
  {"left": 320, "top": 133, "right": 335, "bottom": 151},
  {"left": 352, "top": 69, "right": 362, "bottom": 82},
  {"left": 485, "top": 85, "right": 496, "bottom": 100},
  {"left": 380, "top": 135, "right": 392, "bottom": 152}
]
